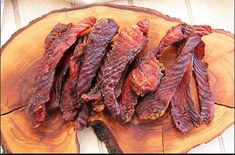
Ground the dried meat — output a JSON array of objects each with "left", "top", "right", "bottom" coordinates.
[
  {"left": 76, "top": 18, "right": 119, "bottom": 109},
  {"left": 27, "top": 17, "right": 96, "bottom": 127},
  {"left": 136, "top": 24, "right": 211, "bottom": 121},
  {"left": 130, "top": 55, "right": 164, "bottom": 96},
  {"left": 153, "top": 23, "right": 193, "bottom": 58},
  {"left": 193, "top": 41, "right": 214, "bottom": 124},
  {"left": 47, "top": 46, "right": 72, "bottom": 111},
  {"left": 118, "top": 55, "right": 163, "bottom": 123},
  {"left": 81, "top": 65, "right": 128, "bottom": 112},
  {"left": 171, "top": 59, "right": 200, "bottom": 134},
  {"left": 60, "top": 37, "right": 87, "bottom": 121},
  {"left": 118, "top": 73, "right": 138, "bottom": 123},
  {"left": 101, "top": 19, "right": 149, "bottom": 117},
  {"left": 136, "top": 35, "right": 203, "bottom": 120},
  {"left": 44, "top": 23, "right": 72, "bottom": 52}
]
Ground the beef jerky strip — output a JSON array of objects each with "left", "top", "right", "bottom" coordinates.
[
  {"left": 117, "top": 23, "right": 193, "bottom": 122},
  {"left": 127, "top": 24, "right": 193, "bottom": 97},
  {"left": 48, "top": 36, "right": 88, "bottom": 111},
  {"left": 59, "top": 36, "right": 87, "bottom": 121},
  {"left": 75, "top": 19, "right": 119, "bottom": 110},
  {"left": 81, "top": 21, "right": 150, "bottom": 110},
  {"left": 130, "top": 55, "right": 164, "bottom": 96},
  {"left": 27, "top": 17, "right": 96, "bottom": 127},
  {"left": 47, "top": 45, "right": 73, "bottom": 111},
  {"left": 118, "top": 73, "right": 138, "bottom": 123},
  {"left": 118, "top": 51, "right": 164, "bottom": 123},
  {"left": 136, "top": 35, "right": 204, "bottom": 120},
  {"left": 171, "top": 58, "right": 200, "bottom": 134},
  {"left": 44, "top": 23, "right": 72, "bottom": 52},
  {"left": 118, "top": 24, "right": 210, "bottom": 122},
  {"left": 101, "top": 19, "right": 149, "bottom": 117},
  {"left": 193, "top": 41, "right": 214, "bottom": 124},
  {"left": 152, "top": 23, "right": 193, "bottom": 58},
  {"left": 150, "top": 24, "right": 210, "bottom": 58},
  {"left": 82, "top": 20, "right": 149, "bottom": 102},
  {"left": 45, "top": 24, "right": 82, "bottom": 109},
  {"left": 81, "top": 65, "right": 128, "bottom": 112}
]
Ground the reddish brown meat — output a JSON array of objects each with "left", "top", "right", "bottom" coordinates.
[
  {"left": 152, "top": 23, "right": 193, "bottom": 58},
  {"left": 130, "top": 55, "right": 164, "bottom": 96},
  {"left": 27, "top": 17, "right": 96, "bottom": 127},
  {"left": 136, "top": 35, "right": 203, "bottom": 120},
  {"left": 193, "top": 41, "right": 214, "bottom": 124},
  {"left": 101, "top": 19, "right": 149, "bottom": 117},
  {"left": 128, "top": 24, "right": 207, "bottom": 97},
  {"left": 76, "top": 19, "right": 119, "bottom": 109},
  {"left": 47, "top": 48, "right": 72, "bottom": 111},
  {"left": 118, "top": 73, "right": 138, "bottom": 123},
  {"left": 44, "top": 23, "right": 72, "bottom": 52},
  {"left": 171, "top": 60, "right": 200, "bottom": 134},
  {"left": 49, "top": 36, "right": 89, "bottom": 111},
  {"left": 136, "top": 24, "right": 211, "bottom": 121},
  {"left": 60, "top": 38, "right": 86, "bottom": 121},
  {"left": 81, "top": 66, "right": 128, "bottom": 112},
  {"left": 117, "top": 55, "right": 164, "bottom": 123}
]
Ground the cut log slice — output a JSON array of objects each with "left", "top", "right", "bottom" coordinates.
[{"left": 1, "top": 3, "right": 234, "bottom": 153}]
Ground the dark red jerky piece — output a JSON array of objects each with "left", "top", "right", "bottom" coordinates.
[
  {"left": 101, "top": 20, "right": 149, "bottom": 117},
  {"left": 118, "top": 73, "right": 138, "bottom": 123},
  {"left": 152, "top": 23, "right": 193, "bottom": 58},
  {"left": 47, "top": 48, "right": 72, "bottom": 111},
  {"left": 80, "top": 18, "right": 148, "bottom": 106},
  {"left": 193, "top": 41, "right": 214, "bottom": 124},
  {"left": 75, "top": 104, "right": 90, "bottom": 131},
  {"left": 60, "top": 41, "right": 85, "bottom": 121},
  {"left": 76, "top": 19, "right": 119, "bottom": 109},
  {"left": 134, "top": 24, "right": 210, "bottom": 66},
  {"left": 136, "top": 35, "right": 202, "bottom": 120},
  {"left": 80, "top": 59, "right": 105, "bottom": 103},
  {"left": 117, "top": 55, "right": 164, "bottom": 123},
  {"left": 27, "top": 17, "right": 97, "bottom": 127},
  {"left": 81, "top": 63, "right": 128, "bottom": 111},
  {"left": 171, "top": 60, "right": 200, "bottom": 134},
  {"left": 130, "top": 55, "right": 164, "bottom": 96},
  {"left": 44, "top": 23, "right": 72, "bottom": 52}
]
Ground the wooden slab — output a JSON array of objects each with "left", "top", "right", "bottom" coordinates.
[{"left": 1, "top": 3, "right": 234, "bottom": 153}]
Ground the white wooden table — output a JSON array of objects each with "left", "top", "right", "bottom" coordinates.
[{"left": 1, "top": 0, "right": 234, "bottom": 153}]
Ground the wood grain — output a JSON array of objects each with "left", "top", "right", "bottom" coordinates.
[
  {"left": 1, "top": 108, "right": 79, "bottom": 153},
  {"left": 1, "top": 3, "right": 234, "bottom": 153}
]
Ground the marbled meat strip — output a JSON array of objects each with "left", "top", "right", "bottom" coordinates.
[
  {"left": 27, "top": 17, "right": 97, "bottom": 127},
  {"left": 81, "top": 65, "right": 128, "bottom": 112},
  {"left": 193, "top": 41, "right": 214, "bottom": 124},
  {"left": 47, "top": 45, "right": 72, "bottom": 111},
  {"left": 101, "top": 19, "right": 149, "bottom": 117},
  {"left": 152, "top": 23, "right": 193, "bottom": 58},
  {"left": 136, "top": 35, "right": 203, "bottom": 120},
  {"left": 130, "top": 55, "right": 164, "bottom": 96},
  {"left": 171, "top": 60, "right": 200, "bottom": 134},
  {"left": 118, "top": 73, "right": 138, "bottom": 123},
  {"left": 60, "top": 36, "right": 87, "bottom": 121},
  {"left": 44, "top": 23, "right": 72, "bottom": 52},
  {"left": 76, "top": 18, "right": 119, "bottom": 109}
]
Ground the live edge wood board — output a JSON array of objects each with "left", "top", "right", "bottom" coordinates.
[{"left": 1, "top": 3, "right": 234, "bottom": 153}]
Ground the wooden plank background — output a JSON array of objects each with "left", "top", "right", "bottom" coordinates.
[{"left": 1, "top": 0, "right": 234, "bottom": 153}]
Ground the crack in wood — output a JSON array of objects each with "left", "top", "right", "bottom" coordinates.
[
  {"left": 215, "top": 103, "right": 234, "bottom": 109},
  {"left": 1, "top": 105, "right": 25, "bottom": 116}
]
